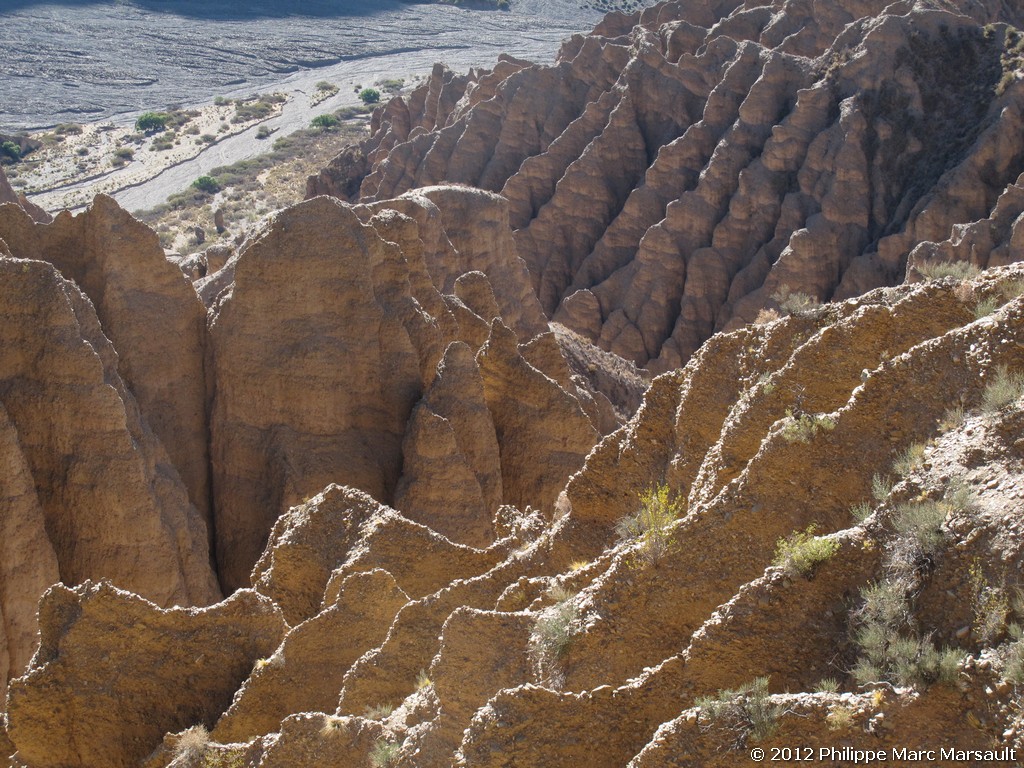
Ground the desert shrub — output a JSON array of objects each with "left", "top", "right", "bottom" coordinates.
[
  {"left": 814, "top": 677, "right": 839, "bottom": 693},
  {"left": 852, "top": 581, "right": 962, "bottom": 689},
  {"left": 256, "top": 125, "right": 272, "bottom": 139},
  {"left": 199, "top": 133, "right": 217, "bottom": 144},
  {"left": 773, "top": 524, "right": 840, "bottom": 577},
  {"left": 892, "top": 442, "right": 926, "bottom": 476},
  {"left": 315, "top": 80, "right": 339, "bottom": 94},
  {"left": 376, "top": 78, "right": 405, "bottom": 93},
  {"left": 192, "top": 175, "right": 221, "bottom": 194},
  {"left": 970, "top": 560, "right": 1012, "bottom": 643},
  {"left": 369, "top": 739, "right": 400, "bottom": 768},
  {"left": 359, "top": 87, "right": 381, "bottom": 104},
  {"left": 232, "top": 93, "right": 286, "bottom": 123},
  {"left": 974, "top": 297, "right": 1001, "bottom": 319},
  {"left": 1000, "top": 278, "right": 1024, "bottom": 301},
  {"left": 173, "top": 724, "right": 209, "bottom": 761},
  {"left": 530, "top": 588, "right": 579, "bottom": 663},
  {"left": 892, "top": 498, "right": 948, "bottom": 555},
  {"left": 163, "top": 108, "right": 198, "bottom": 129},
  {"left": 982, "top": 365, "right": 1024, "bottom": 412},
  {"left": 335, "top": 104, "right": 374, "bottom": 119},
  {"left": 1003, "top": 624, "right": 1024, "bottom": 684},
  {"left": 938, "top": 405, "right": 965, "bottom": 433},
  {"left": 363, "top": 703, "right": 395, "bottom": 720},
  {"left": 780, "top": 410, "right": 835, "bottom": 443},
  {"left": 497, "top": 0, "right": 510, "bottom": 8},
  {"left": 114, "top": 147, "right": 134, "bottom": 160},
  {"left": 917, "top": 259, "right": 981, "bottom": 281},
  {"left": 615, "top": 483, "right": 682, "bottom": 564},
  {"left": 871, "top": 473, "right": 893, "bottom": 502},
  {"left": 826, "top": 705, "right": 855, "bottom": 731},
  {"left": 850, "top": 501, "right": 873, "bottom": 524},
  {"left": 696, "top": 677, "right": 781, "bottom": 744},
  {"left": 54, "top": 122, "right": 83, "bottom": 135},
  {"left": 772, "top": 286, "right": 820, "bottom": 315},
  {"left": 214, "top": 95, "right": 230, "bottom": 106},
  {"left": 311, "top": 113, "right": 340, "bottom": 130},
  {"left": 135, "top": 111, "right": 167, "bottom": 133},
  {"left": 754, "top": 307, "right": 781, "bottom": 324},
  {"left": 416, "top": 669, "right": 432, "bottom": 689}
]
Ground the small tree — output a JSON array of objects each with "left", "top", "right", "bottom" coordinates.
[
  {"left": 192, "top": 175, "right": 220, "bottom": 194},
  {"left": 311, "top": 114, "right": 340, "bottom": 130},
  {"left": 135, "top": 112, "right": 167, "bottom": 133},
  {"left": 358, "top": 87, "right": 381, "bottom": 105},
  {"left": 0, "top": 141, "right": 21, "bottom": 162}
]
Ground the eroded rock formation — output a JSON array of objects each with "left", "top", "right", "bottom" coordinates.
[
  {"left": 208, "top": 187, "right": 615, "bottom": 590},
  {"left": 0, "top": 252, "right": 218, "bottom": 706},
  {"left": 17, "top": 259, "right": 1020, "bottom": 768},
  {"left": 313, "top": 0, "right": 1024, "bottom": 372},
  {"left": 9, "top": 1, "right": 1024, "bottom": 766},
  {"left": 6, "top": 582, "right": 283, "bottom": 768}
]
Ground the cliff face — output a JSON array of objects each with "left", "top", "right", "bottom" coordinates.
[
  {"left": 206, "top": 187, "right": 618, "bottom": 591},
  {"left": 0, "top": 182, "right": 638, "bottom": 716},
  {"left": 0, "top": 221, "right": 220, "bottom": 708},
  {"left": 311, "top": 0, "right": 1024, "bottom": 372}
]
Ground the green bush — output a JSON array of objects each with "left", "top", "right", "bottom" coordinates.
[
  {"left": 192, "top": 175, "right": 221, "bottom": 194},
  {"left": 135, "top": 111, "right": 167, "bottom": 133},
  {"left": 852, "top": 581, "right": 963, "bottom": 689},
  {"left": 311, "top": 114, "right": 340, "bottom": 130},
  {"left": 0, "top": 141, "right": 21, "bottom": 162},
  {"left": 773, "top": 524, "right": 840, "bottom": 577},
  {"left": 615, "top": 483, "right": 682, "bottom": 565},
  {"left": 359, "top": 87, "right": 381, "bottom": 104}
]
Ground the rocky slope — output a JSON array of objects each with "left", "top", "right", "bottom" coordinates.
[
  {"left": 0, "top": 179, "right": 641, "bottom": 736},
  {"left": 311, "top": 0, "right": 1024, "bottom": 373},
  {"left": 5, "top": 0, "right": 1024, "bottom": 766},
  {"left": 7, "top": 249, "right": 1024, "bottom": 768}
]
